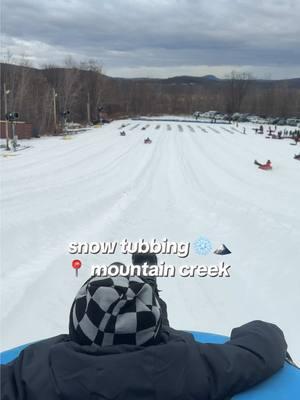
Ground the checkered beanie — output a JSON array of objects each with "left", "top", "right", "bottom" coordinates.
[{"left": 69, "top": 275, "right": 162, "bottom": 347}]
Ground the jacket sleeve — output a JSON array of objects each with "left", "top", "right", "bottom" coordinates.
[
  {"left": 1, "top": 335, "right": 68, "bottom": 400},
  {"left": 158, "top": 297, "right": 170, "bottom": 327},
  {"left": 1, "top": 352, "right": 25, "bottom": 400},
  {"left": 197, "top": 320, "right": 287, "bottom": 400}
]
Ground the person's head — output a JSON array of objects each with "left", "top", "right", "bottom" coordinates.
[
  {"left": 267, "top": 160, "right": 271, "bottom": 164},
  {"left": 132, "top": 252, "right": 158, "bottom": 267},
  {"left": 69, "top": 271, "right": 161, "bottom": 347}
]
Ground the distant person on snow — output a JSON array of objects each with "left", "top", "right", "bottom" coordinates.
[
  {"left": 1, "top": 254, "right": 288, "bottom": 400},
  {"left": 259, "top": 125, "right": 264, "bottom": 133},
  {"left": 294, "top": 153, "right": 300, "bottom": 160},
  {"left": 254, "top": 159, "right": 272, "bottom": 169}
]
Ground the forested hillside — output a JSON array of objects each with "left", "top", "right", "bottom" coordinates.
[{"left": 1, "top": 62, "right": 299, "bottom": 135}]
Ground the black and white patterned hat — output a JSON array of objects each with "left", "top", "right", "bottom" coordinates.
[{"left": 69, "top": 275, "right": 161, "bottom": 347}]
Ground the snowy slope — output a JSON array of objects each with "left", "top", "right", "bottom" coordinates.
[{"left": 1, "top": 120, "right": 299, "bottom": 360}]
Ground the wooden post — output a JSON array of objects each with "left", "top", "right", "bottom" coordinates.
[{"left": 53, "top": 88, "right": 57, "bottom": 133}]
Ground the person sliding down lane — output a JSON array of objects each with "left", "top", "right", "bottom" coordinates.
[
  {"left": 1, "top": 265, "right": 288, "bottom": 400},
  {"left": 254, "top": 159, "right": 272, "bottom": 169}
]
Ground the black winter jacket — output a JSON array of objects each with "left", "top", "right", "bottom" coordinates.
[{"left": 1, "top": 320, "right": 287, "bottom": 400}]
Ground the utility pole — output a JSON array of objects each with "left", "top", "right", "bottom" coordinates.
[
  {"left": 11, "top": 121, "right": 17, "bottom": 151},
  {"left": 87, "top": 92, "right": 91, "bottom": 125},
  {"left": 6, "top": 112, "right": 19, "bottom": 151},
  {"left": 3, "top": 83, "right": 10, "bottom": 150},
  {"left": 53, "top": 88, "right": 57, "bottom": 133}
]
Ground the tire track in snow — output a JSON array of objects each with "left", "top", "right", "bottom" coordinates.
[{"left": 0, "top": 131, "right": 167, "bottom": 347}]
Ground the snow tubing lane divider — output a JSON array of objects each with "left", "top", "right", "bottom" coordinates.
[{"left": 1, "top": 331, "right": 299, "bottom": 399}]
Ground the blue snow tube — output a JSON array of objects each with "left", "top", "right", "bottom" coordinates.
[
  {"left": 191, "top": 331, "right": 300, "bottom": 399},
  {"left": 1, "top": 332, "right": 299, "bottom": 399},
  {"left": 0, "top": 343, "right": 29, "bottom": 365}
]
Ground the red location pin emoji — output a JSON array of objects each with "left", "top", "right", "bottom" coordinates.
[{"left": 72, "top": 259, "right": 82, "bottom": 277}]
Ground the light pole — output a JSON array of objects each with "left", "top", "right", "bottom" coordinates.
[
  {"left": 6, "top": 112, "right": 19, "bottom": 151},
  {"left": 62, "top": 110, "right": 70, "bottom": 134},
  {"left": 3, "top": 83, "right": 10, "bottom": 150},
  {"left": 12, "top": 120, "right": 17, "bottom": 151},
  {"left": 98, "top": 105, "right": 104, "bottom": 124},
  {"left": 53, "top": 88, "right": 57, "bottom": 133}
]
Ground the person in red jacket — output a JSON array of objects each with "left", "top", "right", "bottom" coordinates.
[{"left": 254, "top": 159, "right": 272, "bottom": 169}]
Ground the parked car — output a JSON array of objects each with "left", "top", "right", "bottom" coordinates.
[
  {"left": 277, "top": 119, "right": 287, "bottom": 126},
  {"left": 286, "top": 118, "right": 299, "bottom": 127}
]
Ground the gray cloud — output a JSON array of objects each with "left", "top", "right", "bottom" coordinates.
[{"left": 1, "top": 0, "right": 300, "bottom": 78}]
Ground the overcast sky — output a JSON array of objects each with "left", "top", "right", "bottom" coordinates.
[{"left": 1, "top": 0, "right": 299, "bottom": 79}]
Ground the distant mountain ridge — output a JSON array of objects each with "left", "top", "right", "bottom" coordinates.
[
  {"left": 163, "top": 75, "right": 220, "bottom": 84},
  {"left": 115, "top": 74, "right": 220, "bottom": 84},
  {"left": 115, "top": 73, "right": 300, "bottom": 87}
]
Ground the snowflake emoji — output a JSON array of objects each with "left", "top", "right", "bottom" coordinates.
[{"left": 193, "top": 237, "right": 212, "bottom": 256}]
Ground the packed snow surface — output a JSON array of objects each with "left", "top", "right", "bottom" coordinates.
[{"left": 1, "top": 119, "right": 299, "bottom": 360}]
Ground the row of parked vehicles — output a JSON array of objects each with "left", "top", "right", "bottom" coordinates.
[{"left": 193, "top": 111, "right": 300, "bottom": 126}]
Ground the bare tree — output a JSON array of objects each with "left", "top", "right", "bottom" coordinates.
[
  {"left": 225, "top": 71, "right": 254, "bottom": 114},
  {"left": 2, "top": 61, "right": 299, "bottom": 136}
]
